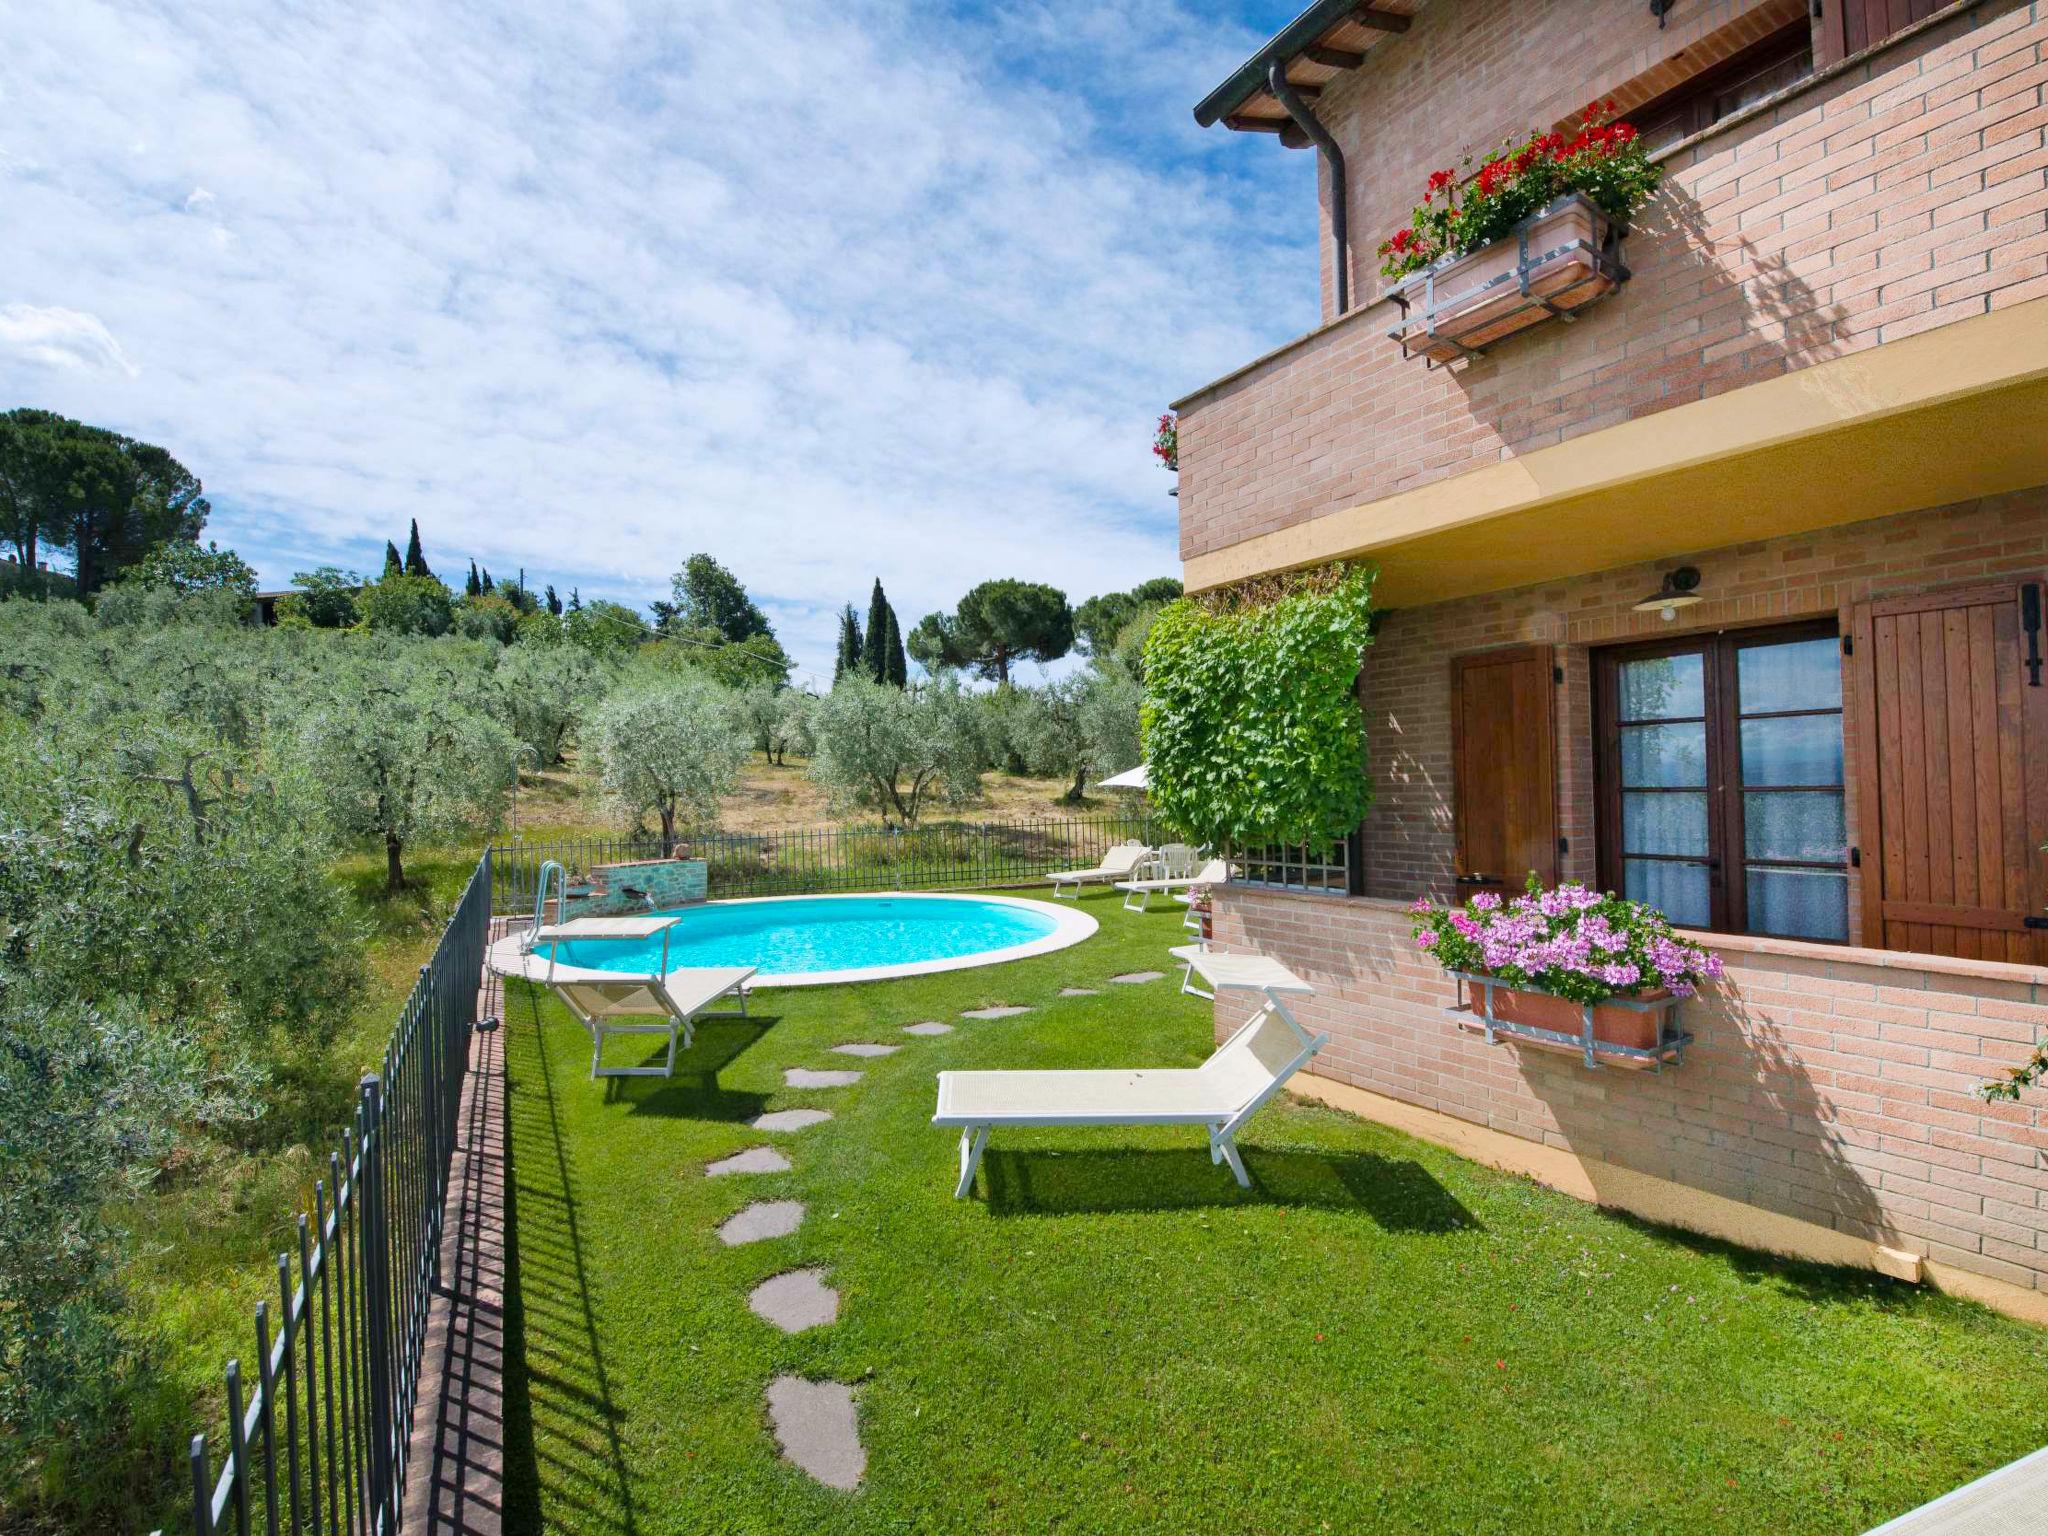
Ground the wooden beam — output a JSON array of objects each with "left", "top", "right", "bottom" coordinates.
[
  {"left": 1352, "top": 7, "right": 1411, "bottom": 31},
  {"left": 1304, "top": 44, "right": 1367, "bottom": 69}
]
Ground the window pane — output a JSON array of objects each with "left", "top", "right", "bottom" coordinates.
[
  {"left": 1619, "top": 653, "right": 1704, "bottom": 720},
  {"left": 1740, "top": 715, "right": 1843, "bottom": 786},
  {"left": 1624, "top": 858, "right": 1711, "bottom": 928},
  {"left": 1745, "top": 867, "right": 1849, "bottom": 941},
  {"left": 1623, "top": 792, "right": 1708, "bottom": 856},
  {"left": 1621, "top": 722, "right": 1708, "bottom": 787},
  {"left": 1736, "top": 635, "right": 1842, "bottom": 713},
  {"left": 1743, "top": 792, "right": 1846, "bottom": 862}
]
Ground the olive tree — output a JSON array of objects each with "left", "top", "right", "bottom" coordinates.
[
  {"left": 807, "top": 676, "right": 982, "bottom": 825},
  {"left": 494, "top": 641, "right": 609, "bottom": 766},
  {"left": 292, "top": 652, "right": 516, "bottom": 892},
  {"left": 590, "top": 676, "right": 749, "bottom": 849}
]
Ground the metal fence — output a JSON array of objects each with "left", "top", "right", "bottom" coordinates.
[
  {"left": 1237, "top": 833, "right": 1360, "bottom": 896},
  {"left": 487, "top": 812, "right": 1164, "bottom": 914},
  {"left": 161, "top": 850, "right": 493, "bottom": 1536}
]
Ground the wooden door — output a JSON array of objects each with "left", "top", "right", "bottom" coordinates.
[
  {"left": 1451, "top": 646, "right": 1558, "bottom": 899},
  {"left": 1848, "top": 580, "right": 2048, "bottom": 962}
]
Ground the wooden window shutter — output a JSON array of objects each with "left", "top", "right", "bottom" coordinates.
[
  {"left": 1819, "top": 0, "right": 1947, "bottom": 68},
  {"left": 1847, "top": 580, "right": 2048, "bottom": 963},
  {"left": 1451, "top": 645, "right": 1559, "bottom": 898}
]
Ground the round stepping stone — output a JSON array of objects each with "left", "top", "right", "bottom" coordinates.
[
  {"left": 830, "top": 1042, "right": 899, "bottom": 1058},
  {"left": 765, "top": 1376, "right": 864, "bottom": 1490},
  {"left": 750, "top": 1108, "right": 832, "bottom": 1132},
  {"left": 784, "top": 1068, "right": 863, "bottom": 1088},
  {"left": 748, "top": 1268, "right": 839, "bottom": 1333},
  {"left": 961, "top": 1005, "right": 1031, "bottom": 1020},
  {"left": 718, "top": 1200, "right": 805, "bottom": 1246},
  {"left": 1058, "top": 987, "right": 1099, "bottom": 997},
  {"left": 902, "top": 1022, "right": 952, "bottom": 1036},
  {"left": 1109, "top": 970, "right": 1166, "bottom": 984},
  {"left": 706, "top": 1146, "right": 792, "bottom": 1177}
]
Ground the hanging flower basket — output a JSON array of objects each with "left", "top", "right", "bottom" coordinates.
[
  {"left": 1389, "top": 195, "right": 1628, "bottom": 364},
  {"left": 1411, "top": 879, "right": 1722, "bottom": 1070},
  {"left": 1377, "top": 101, "right": 1659, "bottom": 365}
]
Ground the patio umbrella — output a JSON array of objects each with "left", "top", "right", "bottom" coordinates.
[{"left": 1096, "top": 763, "right": 1148, "bottom": 790}]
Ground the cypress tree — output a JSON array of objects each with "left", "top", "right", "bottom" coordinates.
[
  {"left": 862, "top": 579, "right": 890, "bottom": 683},
  {"left": 884, "top": 605, "right": 906, "bottom": 687},
  {"left": 569, "top": 587, "right": 582, "bottom": 611},
  {"left": 480, "top": 566, "right": 494, "bottom": 593},
  {"left": 403, "top": 519, "right": 431, "bottom": 577},
  {"left": 833, "top": 604, "right": 863, "bottom": 684},
  {"left": 545, "top": 583, "right": 562, "bottom": 616},
  {"left": 382, "top": 540, "right": 403, "bottom": 578},
  {"left": 466, "top": 560, "right": 481, "bottom": 597}
]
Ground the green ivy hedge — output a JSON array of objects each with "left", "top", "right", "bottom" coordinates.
[{"left": 1140, "top": 565, "right": 1375, "bottom": 852}]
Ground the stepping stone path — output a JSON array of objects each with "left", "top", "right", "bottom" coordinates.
[
  {"left": 765, "top": 1377, "right": 864, "bottom": 1490},
  {"left": 748, "top": 1268, "right": 839, "bottom": 1333},
  {"left": 750, "top": 1108, "right": 832, "bottom": 1132},
  {"left": 961, "top": 1005, "right": 1031, "bottom": 1020},
  {"left": 706, "top": 1146, "right": 791, "bottom": 1177},
  {"left": 718, "top": 1200, "right": 806, "bottom": 1246},
  {"left": 831, "top": 1042, "right": 900, "bottom": 1058},
  {"left": 785, "top": 1067, "right": 864, "bottom": 1088},
  {"left": 1109, "top": 970, "right": 1166, "bottom": 984},
  {"left": 1059, "top": 987, "right": 1099, "bottom": 997},
  {"left": 902, "top": 1021, "right": 952, "bottom": 1036}
]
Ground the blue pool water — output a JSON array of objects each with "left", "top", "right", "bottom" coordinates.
[{"left": 544, "top": 895, "right": 1063, "bottom": 980}]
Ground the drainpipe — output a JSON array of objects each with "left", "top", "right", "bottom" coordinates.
[{"left": 1268, "top": 57, "right": 1348, "bottom": 316}]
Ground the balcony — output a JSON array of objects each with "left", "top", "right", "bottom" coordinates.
[{"left": 1175, "top": 2, "right": 2048, "bottom": 603}]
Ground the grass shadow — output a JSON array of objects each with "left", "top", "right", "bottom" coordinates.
[
  {"left": 603, "top": 1015, "right": 775, "bottom": 1121},
  {"left": 1600, "top": 1207, "right": 1930, "bottom": 1311},
  {"left": 981, "top": 1145, "right": 1481, "bottom": 1233}
]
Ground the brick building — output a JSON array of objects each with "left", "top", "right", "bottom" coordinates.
[{"left": 1178, "top": 0, "right": 2048, "bottom": 1316}]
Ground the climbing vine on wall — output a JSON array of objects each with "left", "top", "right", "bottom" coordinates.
[{"left": 1140, "top": 563, "right": 1376, "bottom": 852}]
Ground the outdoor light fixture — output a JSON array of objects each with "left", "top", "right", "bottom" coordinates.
[{"left": 1633, "top": 565, "right": 1703, "bottom": 621}]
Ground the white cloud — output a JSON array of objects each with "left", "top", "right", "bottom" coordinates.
[
  {"left": 0, "top": 0, "right": 1316, "bottom": 682},
  {"left": 0, "top": 303, "right": 141, "bottom": 378}
]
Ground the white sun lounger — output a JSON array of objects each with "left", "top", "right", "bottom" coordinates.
[
  {"left": 1116, "top": 856, "right": 1232, "bottom": 912},
  {"left": 932, "top": 969, "right": 1323, "bottom": 1197},
  {"left": 1045, "top": 841, "right": 1153, "bottom": 898},
  {"left": 520, "top": 914, "right": 754, "bottom": 1079}
]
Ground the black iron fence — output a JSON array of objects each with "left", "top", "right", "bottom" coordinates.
[
  {"left": 160, "top": 850, "right": 493, "bottom": 1536},
  {"left": 488, "top": 812, "right": 1164, "bottom": 914}
]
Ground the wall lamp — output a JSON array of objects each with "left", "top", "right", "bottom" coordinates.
[{"left": 1633, "top": 565, "right": 1703, "bottom": 621}]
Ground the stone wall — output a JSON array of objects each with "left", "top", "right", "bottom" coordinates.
[{"left": 578, "top": 858, "right": 708, "bottom": 916}]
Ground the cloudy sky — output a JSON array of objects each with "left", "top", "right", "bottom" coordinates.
[{"left": 0, "top": 0, "right": 1315, "bottom": 685}]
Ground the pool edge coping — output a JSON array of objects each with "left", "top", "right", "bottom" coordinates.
[{"left": 486, "top": 890, "right": 1100, "bottom": 990}]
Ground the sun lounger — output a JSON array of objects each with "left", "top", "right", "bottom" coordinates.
[
  {"left": 549, "top": 965, "right": 755, "bottom": 1079},
  {"left": 1045, "top": 841, "right": 1154, "bottom": 898},
  {"left": 512, "top": 914, "right": 754, "bottom": 1078},
  {"left": 1116, "top": 856, "right": 1232, "bottom": 912},
  {"left": 932, "top": 968, "right": 1323, "bottom": 1196}
]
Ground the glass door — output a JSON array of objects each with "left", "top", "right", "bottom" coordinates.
[{"left": 1610, "top": 647, "right": 1718, "bottom": 929}]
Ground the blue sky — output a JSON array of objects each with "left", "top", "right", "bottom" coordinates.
[{"left": 0, "top": 0, "right": 1316, "bottom": 685}]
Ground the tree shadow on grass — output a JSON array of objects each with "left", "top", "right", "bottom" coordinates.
[{"left": 981, "top": 1145, "right": 1481, "bottom": 1233}]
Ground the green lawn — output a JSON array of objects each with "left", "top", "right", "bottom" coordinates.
[{"left": 500, "top": 888, "right": 2048, "bottom": 1536}]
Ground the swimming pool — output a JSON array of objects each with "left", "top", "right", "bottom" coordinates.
[{"left": 501, "top": 892, "right": 1097, "bottom": 987}]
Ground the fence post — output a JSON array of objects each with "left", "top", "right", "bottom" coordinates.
[{"left": 356, "top": 1074, "right": 396, "bottom": 1532}]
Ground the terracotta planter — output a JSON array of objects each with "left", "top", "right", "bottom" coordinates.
[
  {"left": 1468, "top": 982, "right": 1671, "bottom": 1052},
  {"left": 1389, "top": 195, "right": 1625, "bottom": 364}
]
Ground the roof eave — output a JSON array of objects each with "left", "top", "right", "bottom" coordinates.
[{"left": 1191, "top": 0, "right": 1367, "bottom": 127}]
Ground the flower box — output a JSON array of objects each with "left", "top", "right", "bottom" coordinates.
[
  {"left": 1451, "top": 973, "right": 1686, "bottom": 1071},
  {"left": 1388, "top": 194, "right": 1628, "bottom": 365}
]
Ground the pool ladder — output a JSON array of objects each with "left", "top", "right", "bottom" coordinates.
[{"left": 526, "top": 859, "right": 566, "bottom": 955}]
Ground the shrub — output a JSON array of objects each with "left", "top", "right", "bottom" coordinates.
[{"left": 1142, "top": 565, "right": 1376, "bottom": 851}]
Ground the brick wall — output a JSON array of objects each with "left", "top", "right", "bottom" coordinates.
[
  {"left": 1355, "top": 486, "right": 2048, "bottom": 942},
  {"left": 1212, "top": 886, "right": 2048, "bottom": 1295},
  {"left": 1178, "top": 0, "right": 2048, "bottom": 563}
]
